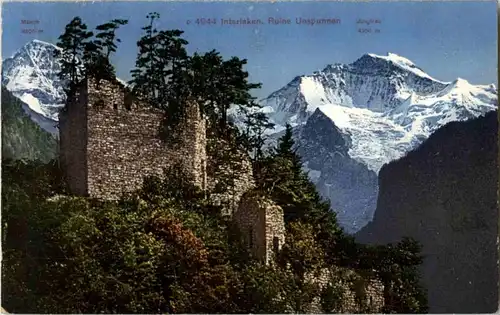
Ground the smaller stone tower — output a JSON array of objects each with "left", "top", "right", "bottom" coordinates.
[
  {"left": 59, "top": 77, "right": 207, "bottom": 200},
  {"left": 233, "top": 191, "right": 286, "bottom": 264}
]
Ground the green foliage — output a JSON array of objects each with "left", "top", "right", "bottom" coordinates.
[
  {"left": 238, "top": 102, "right": 275, "bottom": 162},
  {"left": 84, "top": 19, "right": 128, "bottom": 83},
  {"left": 129, "top": 13, "right": 189, "bottom": 114},
  {"left": 320, "top": 282, "right": 346, "bottom": 313},
  {"left": 55, "top": 16, "right": 127, "bottom": 103},
  {"left": 1, "top": 154, "right": 428, "bottom": 313},
  {"left": 1, "top": 87, "right": 57, "bottom": 162},
  {"left": 54, "top": 16, "right": 93, "bottom": 101},
  {"left": 255, "top": 124, "right": 342, "bottom": 240}
]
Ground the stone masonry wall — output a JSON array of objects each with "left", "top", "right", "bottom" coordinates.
[
  {"left": 305, "top": 267, "right": 385, "bottom": 313},
  {"left": 264, "top": 198, "right": 286, "bottom": 264},
  {"left": 207, "top": 138, "right": 255, "bottom": 216},
  {"left": 233, "top": 191, "right": 284, "bottom": 263},
  {"left": 62, "top": 77, "right": 206, "bottom": 200},
  {"left": 59, "top": 84, "right": 88, "bottom": 195}
]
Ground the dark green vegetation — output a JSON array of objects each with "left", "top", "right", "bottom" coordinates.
[
  {"left": 1, "top": 14, "right": 428, "bottom": 313},
  {"left": 1, "top": 87, "right": 57, "bottom": 162},
  {"left": 357, "top": 111, "right": 498, "bottom": 313}
]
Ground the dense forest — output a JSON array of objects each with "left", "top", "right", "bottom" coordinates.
[{"left": 1, "top": 14, "right": 428, "bottom": 314}]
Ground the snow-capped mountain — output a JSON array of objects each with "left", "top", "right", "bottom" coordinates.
[
  {"left": 2, "top": 39, "right": 65, "bottom": 132},
  {"left": 262, "top": 52, "right": 497, "bottom": 232},
  {"left": 263, "top": 53, "right": 497, "bottom": 173}
]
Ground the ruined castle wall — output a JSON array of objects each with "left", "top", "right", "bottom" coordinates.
[
  {"left": 264, "top": 200, "right": 286, "bottom": 264},
  {"left": 234, "top": 192, "right": 285, "bottom": 263},
  {"left": 305, "top": 267, "right": 385, "bottom": 313},
  {"left": 207, "top": 138, "right": 255, "bottom": 216},
  {"left": 59, "top": 84, "right": 88, "bottom": 195},
  {"left": 82, "top": 78, "right": 206, "bottom": 199},
  {"left": 233, "top": 192, "right": 268, "bottom": 261}
]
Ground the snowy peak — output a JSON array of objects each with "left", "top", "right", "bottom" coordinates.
[
  {"left": 261, "top": 52, "right": 496, "bottom": 232},
  {"left": 369, "top": 52, "right": 415, "bottom": 65},
  {"left": 262, "top": 52, "right": 453, "bottom": 126},
  {"left": 363, "top": 52, "right": 443, "bottom": 82},
  {"left": 2, "top": 39, "right": 65, "bottom": 122},
  {"left": 262, "top": 52, "right": 497, "bottom": 173}
]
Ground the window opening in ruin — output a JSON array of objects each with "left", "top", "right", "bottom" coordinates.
[
  {"left": 273, "top": 236, "right": 279, "bottom": 253},
  {"left": 249, "top": 228, "right": 253, "bottom": 248},
  {"left": 124, "top": 91, "right": 133, "bottom": 110},
  {"left": 95, "top": 99, "right": 105, "bottom": 109},
  {"left": 113, "top": 103, "right": 118, "bottom": 110}
]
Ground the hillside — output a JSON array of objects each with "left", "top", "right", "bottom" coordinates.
[
  {"left": 3, "top": 39, "right": 497, "bottom": 232},
  {"left": 1, "top": 87, "right": 57, "bottom": 162},
  {"left": 356, "top": 111, "right": 498, "bottom": 313}
]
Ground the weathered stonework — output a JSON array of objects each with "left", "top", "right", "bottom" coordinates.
[
  {"left": 233, "top": 191, "right": 286, "bottom": 264},
  {"left": 59, "top": 77, "right": 206, "bottom": 199},
  {"left": 232, "top": 190, "right": 385, "bottom": 312},
  {"left": 305, "top": 267, "right": 385, "bottom": 313},
  {"left": 207, "top": 138, "right": 255, "bottom": 216}
]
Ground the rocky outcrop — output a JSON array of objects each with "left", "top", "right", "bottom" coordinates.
[{"left": 356, "top": 111, "right": 499, "bottom": 313}]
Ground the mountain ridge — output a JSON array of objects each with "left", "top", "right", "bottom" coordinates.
[{"left": 2, "top": 39, "right": 497, "bottom": 232}]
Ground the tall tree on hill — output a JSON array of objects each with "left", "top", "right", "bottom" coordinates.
[
  {"left": 185, "top": 50, "right": 262, "bottom": 139},
  {"left": 156, "top": 29, "right": 190, "bottom": 120},
  {"left": 187, "top": 50, "right": 224, "bottom": 124},
  {"left": 54, "top": 17, "right": 93, "bottom": 103},
  {"left": 129, "top": 13, "right": 190, "bottom": 116},
  {"left": 238, "top": 102, "right": 274, "bottom": 162},
  {"left": 84, "top": 19, "right": 128, "bottom": 83},
  {"left": 256, "top": 124, "right": 342, "bottom": 241},
  {"left": 129, "top": 12, "right": 160, "bottom": 102}
]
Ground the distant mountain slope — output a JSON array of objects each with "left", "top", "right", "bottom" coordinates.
[
  {"left": 260, "top": 52, "right": 497, "bottom": 232},
  {"left": 2, "top": 39, "right": 64, "bottom": 122},
  {"left": 2, "top": 87, "right": 57, "bottom": 162},
  {"left": 262, "top": 52, "right": 497, "bottom": 174},
  {"left": 356, "top": 111, "right": 498, "bottom": 313}
]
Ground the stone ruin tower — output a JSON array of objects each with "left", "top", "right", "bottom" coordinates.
[
  {"left": 59, "top": 77, "right": 207, "bottom": 199},
  {"left": 233, "top": 191, "right": 286, "bottom": 264}
]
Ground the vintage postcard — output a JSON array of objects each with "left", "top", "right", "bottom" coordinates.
[{"left": 1, "top": 1, "right": 498, "bottom": 314}]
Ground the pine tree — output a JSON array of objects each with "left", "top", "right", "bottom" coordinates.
[
  {"left": 239, "top": 102, "right": 274, "bottom": 162},
  {"left": 129, "top": 12, "right": 161, "bottom": 102},
  {"left": 81, "top": 19, "right": 128, "bottom": 86},
  {"left": 185, "top": 50, "right": 261, "bottom": 139},
  {"left": 187, "top": 50, "right": 224, "bottom": 126},
  {"left": 129, "top": 13, "right": 189, "bottom": 116},
  {"left": 86, "top": 19, "right": 128, "bottom": 83},
  {"left": 54, "top": 17, "right": 93, "bottom": 103}
]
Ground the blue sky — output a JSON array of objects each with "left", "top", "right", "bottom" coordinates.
[{"left": 2, "top": 1, "right": 497, "bottom": 99}]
